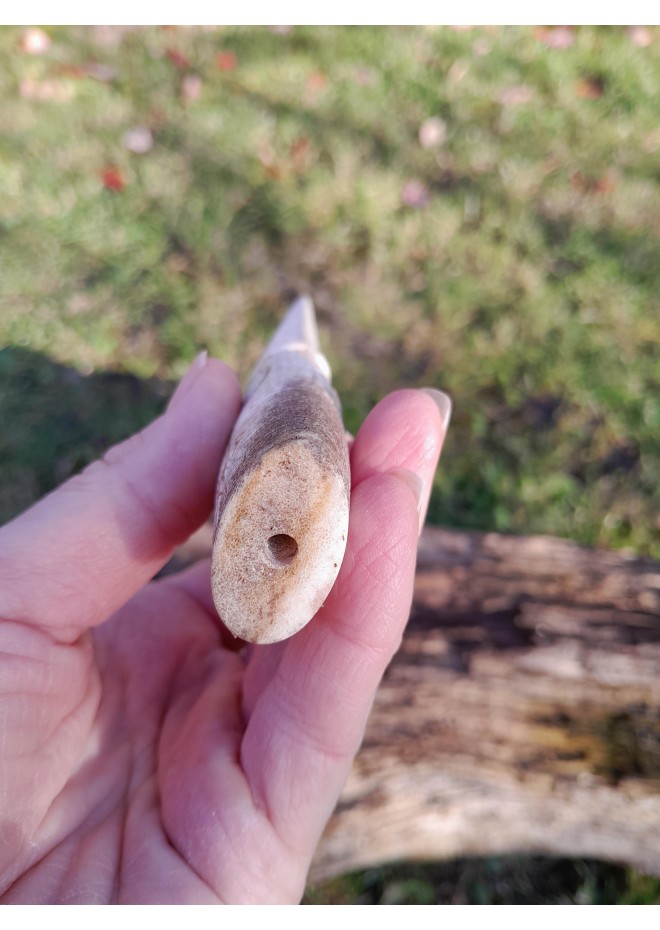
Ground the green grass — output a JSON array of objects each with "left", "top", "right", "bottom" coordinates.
[
  {"left": 1, "top": 25, "right": 659, "bottom": 901},
  {"left": 1, "top": 25, "right": 658, "bottom": 554},
  {"left": 303, "top": 857, "right": 660, "bottom": 904}
]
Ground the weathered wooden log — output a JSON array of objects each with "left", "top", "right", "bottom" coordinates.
[
  {"left": 211, "top": 297, "right": 350, "bottom": 644},
  {"left": 310, "top": 528, "right": 660, "bottom": 880}
]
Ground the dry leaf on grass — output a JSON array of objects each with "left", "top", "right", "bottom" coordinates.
[{"left": 101, "top": 166, "right": 126, "bottom": 192}]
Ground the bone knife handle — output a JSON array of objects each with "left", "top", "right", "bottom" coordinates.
[{"left": 211, "top": 296, "right": 350, "bottom": 644}]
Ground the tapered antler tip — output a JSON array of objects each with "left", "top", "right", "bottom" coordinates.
[
  {"left": 266, "top": 293, "right": 320, "bottom": 357},
  {"left": 212, "top": 295, "right": 350, "bottom": 643}
]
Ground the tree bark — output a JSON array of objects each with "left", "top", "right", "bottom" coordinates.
[{"left": 311, "top": 528, "right": 660, "bottom": 881}]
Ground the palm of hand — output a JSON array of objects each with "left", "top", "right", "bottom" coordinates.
[
  {"left": 2, "top": 575, "right": 305, "bottom": 903},
  {"left": 0, "top": 361, "right": 446, "bottom": 903}
]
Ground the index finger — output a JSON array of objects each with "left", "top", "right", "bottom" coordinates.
[{"left": 0, "top": 358, "right": 241, "bottom": 641}]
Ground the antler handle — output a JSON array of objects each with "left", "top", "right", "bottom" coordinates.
[{"left": 211, "top": 296, "right": 350, "bottom": 644}]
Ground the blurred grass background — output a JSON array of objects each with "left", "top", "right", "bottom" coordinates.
[{"left": 0, "top": 25, "right": 659, "bottom": 902}]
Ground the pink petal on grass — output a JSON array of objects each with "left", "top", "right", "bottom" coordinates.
[
  {"left": 19, "top": 78, "right": 74, "bottom": 102},
  {"left": 627, "top": 26, "right": 652, "bottom": 47},
  {"left": 123, "top": 126, "right": 154, "bottom": 154},
  {"left": 354, "top": 67, "right": 376, "bottom": 87},
  {"left": 181, "top": 74, "right": 202, "bottom": 102},
  {"left": 536, "top": 26, "right": 575, "bottom": 49},
  {"left": 401, "top": 180, "right": 430, "bottom": 209},
  {"left": 83, "top": 62, "right": 117, "bottom": 82},
  {"left": 498, "top": 85, "right": 535, "bottom": 106},
  {"left": 419, "top": 117, "right": 447, "bottom": 149},
  {"left": 21, "top": 28, "right": 51, "bottom": 55}
]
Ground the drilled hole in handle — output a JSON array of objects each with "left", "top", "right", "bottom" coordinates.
[{"left": 267, "top": 534, "right": 298, "bottom": 565}]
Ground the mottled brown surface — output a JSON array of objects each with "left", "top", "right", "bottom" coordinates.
[
  {"left": 215, "top": 377, "right": 349, "bottom": 526},
  {"left": 212, "top": 368, "right": 350, "bottom": 643},
  {"left": 213, "top": 441, "right": 346, "bottom": 642},
  {"left": 311, "top": 528, "right": 660, "bottom": 880}
]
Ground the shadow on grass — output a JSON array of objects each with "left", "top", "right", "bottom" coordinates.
[
  {"left": 0, "top": 346, "right": 172, "bottom": 526},
  {"left": 304, "top": 855, "right": 660, "bottom": 904}
]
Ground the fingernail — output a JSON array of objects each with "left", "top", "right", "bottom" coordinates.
[
  {"left": 387, "top": 467, "right": 424, "bottom": 515},
  {"left": 168, "top": 350, "right": 208, "bottom": 411},
  {"left": 193, "top": 349, "right": 208, "bottom": 372},
  {"left": 421, "top": 388, "right": 452, "bottom": 431}
]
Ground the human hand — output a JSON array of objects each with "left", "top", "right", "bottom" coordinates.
[{"left": 0, "top": 357, "right": 449, "bottom": 903}]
